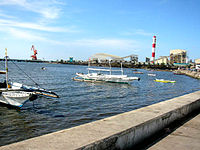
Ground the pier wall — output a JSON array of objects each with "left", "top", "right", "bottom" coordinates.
[
  {"left": 1, "top": 91, "right": 200, "bottom": 150},
  {"left": 175, "top": 70, "right": 200, "bottom": 79}
]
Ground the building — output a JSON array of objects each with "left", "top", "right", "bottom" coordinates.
[
  {"left": 69, "top": 57, "right": 73, "bottom": 62},
  {"left": 145, "top": 57, "right": 150, "bottom": 63},
  {"left": 130, "top": 55, "right": 138, "bottom": 64},
  {"left": 195, "top": 59, "right": 200, "bottom": 64},
  {"left": 89, "top": 53, "right": 123, "bottom": 63},
  {"left": 89, "top": 53, "right": 139, "bottom": 63},
  {"left": 155, "top": 56, "right": 169, "bottom": 65},
  {"left": 195, "top": 59, "right": 200, "bottom": 70},
  {"left": 170, "top": 49, "right": 187, "bottom": 64}
]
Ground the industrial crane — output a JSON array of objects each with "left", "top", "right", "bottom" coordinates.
[{"left": 31, "top": 45, "right": 38, "bottom": 60}]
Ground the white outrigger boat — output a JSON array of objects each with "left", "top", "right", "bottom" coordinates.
[
  {"left": 147, "top": 73, "right": 156, "bottom": 77},
  {"left": 73, "top": 54, "right": 140, "bottom": 84},
  {"left": 0, "top": 48, "right": 59, "bottom": 108},
  {"left": 74, "top": 70, "right": 140, "bottom": 84}
]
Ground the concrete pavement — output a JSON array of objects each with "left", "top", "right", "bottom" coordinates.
[{"left": 148, "top": 113, "right": 200, "bottom": 150}]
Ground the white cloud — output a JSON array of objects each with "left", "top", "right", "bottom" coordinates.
[
  {"left": 0, "top": 0, "right": 64, "bottom": 19},
  {"left": 66, "top": 39, "right": 141, "bottom": 58},
  {"left": 4, "top": 26, "right": 141, "bottom": 55},
  {"left": 29, "top": 38, "right": 140, "bottom": 51},
  {"left": 0, "top": 10, "right": 16, "bottom": 19},
  {"left": 2, "top": 27, "right": 141, "bottom": 60},
  {"left": 0, "top": 18, "right": 77, "bottom": 32},
  {"left": 8, "top": 28, "right": 47, "bottom": 41},
  {"left": 50, "top": 39, "right": 141, "bottom": 58},
  {"left": 135, "top": 29, "right": 152, "bottom": 36},
  {"left": 72, "top": 39, "right": 140, "bottom": 50},
  {"left": 121, "top": 29, "right": 153, "bottom": 37}
]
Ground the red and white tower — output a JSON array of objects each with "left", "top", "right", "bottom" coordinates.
[{"left": 151, "top": 36, "right": 156, "bottom": 62}]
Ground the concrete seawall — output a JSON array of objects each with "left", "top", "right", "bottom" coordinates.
[
  {"left": 174, "top": 70, "right": 200, "bottom": 79},
  {"left": 1, "top": 91, "right": 200, "bottom": 150}
]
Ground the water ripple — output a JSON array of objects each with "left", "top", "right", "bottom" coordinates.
[{"left": 0, "top": 62, "right": 200, "bottom": 146}]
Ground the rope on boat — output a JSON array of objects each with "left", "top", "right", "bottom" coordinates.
[
  {"left": 9, "top": 58, "right": 40, "bottom": 87},
  {"left": 0, "top": 58, "right": 59, "bottom": 100}
]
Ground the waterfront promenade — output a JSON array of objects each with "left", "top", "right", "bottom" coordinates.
[
  {"left": 148, "top": 112, "right": 200, "bottom": 150},
  {"left": 0, "top": 91, "right": 200, "bottom": 150}
]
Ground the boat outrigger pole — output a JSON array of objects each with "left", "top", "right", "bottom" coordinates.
[{"left": 5, "top": 48, "right": 9, "bottom": 89}]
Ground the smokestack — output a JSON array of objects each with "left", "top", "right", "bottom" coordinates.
[{"left": 151, "top": 36, "right": 156, "bottom": 62}]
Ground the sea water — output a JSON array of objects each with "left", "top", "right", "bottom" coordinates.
[{"left": 0, "top": 62, "right": 200, "bottom": 146}]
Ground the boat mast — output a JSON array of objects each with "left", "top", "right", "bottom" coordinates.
[
  {"left": 109, "top": 59, "right": 111, "bottom": 75},
  {"left": 5, "top": 48, "right": 9, "bottom": 89},
  {"left": 88, "top": 58, "right": 90, "bottom": 74},
  {"left": 121, "top": 62, "right": 123, "bottom": 75}
]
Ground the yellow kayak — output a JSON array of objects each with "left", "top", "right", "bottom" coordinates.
[{"left": 154, "top": 79, "right": 176, "bottom": 83}]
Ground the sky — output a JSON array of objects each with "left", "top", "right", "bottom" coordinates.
[{"left": 0, "top": 0, "right": 199, "bottom": 61}]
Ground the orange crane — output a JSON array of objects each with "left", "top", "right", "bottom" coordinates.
[{"left": 31, "top": 45, "right": 38, "bottom": 60}]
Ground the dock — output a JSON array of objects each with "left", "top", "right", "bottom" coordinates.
[{"left": 0, "top": 91, "right": 200, "bottom": 150}]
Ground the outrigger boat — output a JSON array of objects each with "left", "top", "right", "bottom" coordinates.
[
  {"left": 148, "top": 73, "right": 156, "bottom": 77},
  {"left": 0, "top": 48, "right": 59, "bottom": 108},
  {"left": 154, "top": 78, "right": 176, "bottom": 83},
  {"left": 74, "top": 70, "right": 140, "bottom": 84},
  {"left": 73, "top": 54, "right": 140, "bottom": 84},
  {"left": 133, "top": 71, "right": 143, "bottom": 74}
]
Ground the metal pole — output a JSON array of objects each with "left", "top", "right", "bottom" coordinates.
[
  {"left": 121, "top": 62, "right": 123, "bottom": 75},
  {"left": 88, "top": 58, "right": 90, "bottom": 74},
  {"left": 109, "top": 60, "right": 111, "bottom": 75},
  {"left": 5, "top": 48, "right": 9, "bottom": 89}
]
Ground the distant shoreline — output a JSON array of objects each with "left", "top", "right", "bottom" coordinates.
[
  {"left": 0, "top": 58, "right": 178, "bottom": 71},
  {"left": 174, "top": 70, "right": 200, "bottom": 79}
]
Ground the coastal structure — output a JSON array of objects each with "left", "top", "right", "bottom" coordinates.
[
  {"left": 151, "top": 36, "right": 156, "bottom": 62},
  {"left": 145, "top": 57, "right": 150, "bottom": 63},
  {"left": 31, "top": 45, "right": 38, "bottom": 60},
  {"left": 90, "top": 53, "right": 123, "bottom": 63},
  {"left": 170, "top": 49, "right": 187, "bottom": 65},
  {"left": 174, "top": 69, "right": 200, "bottom": 79},
  {"left": 69, "top": 57, "right": 74, "bottom": 62},
  {"left": 154, "top": 56, "right": 169, "bottom": 65},
  {"left": 130, "top": 54, "right": 138, "bottom": 64},
  {"left": 195, "top": 59, "right": 200, "bottom": 64},
  {"left": 195, "top": 58, "right": 200, "bottom": 70},
  {"left": 89, "top": 53, "right": 138, "bottom": 63}
]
